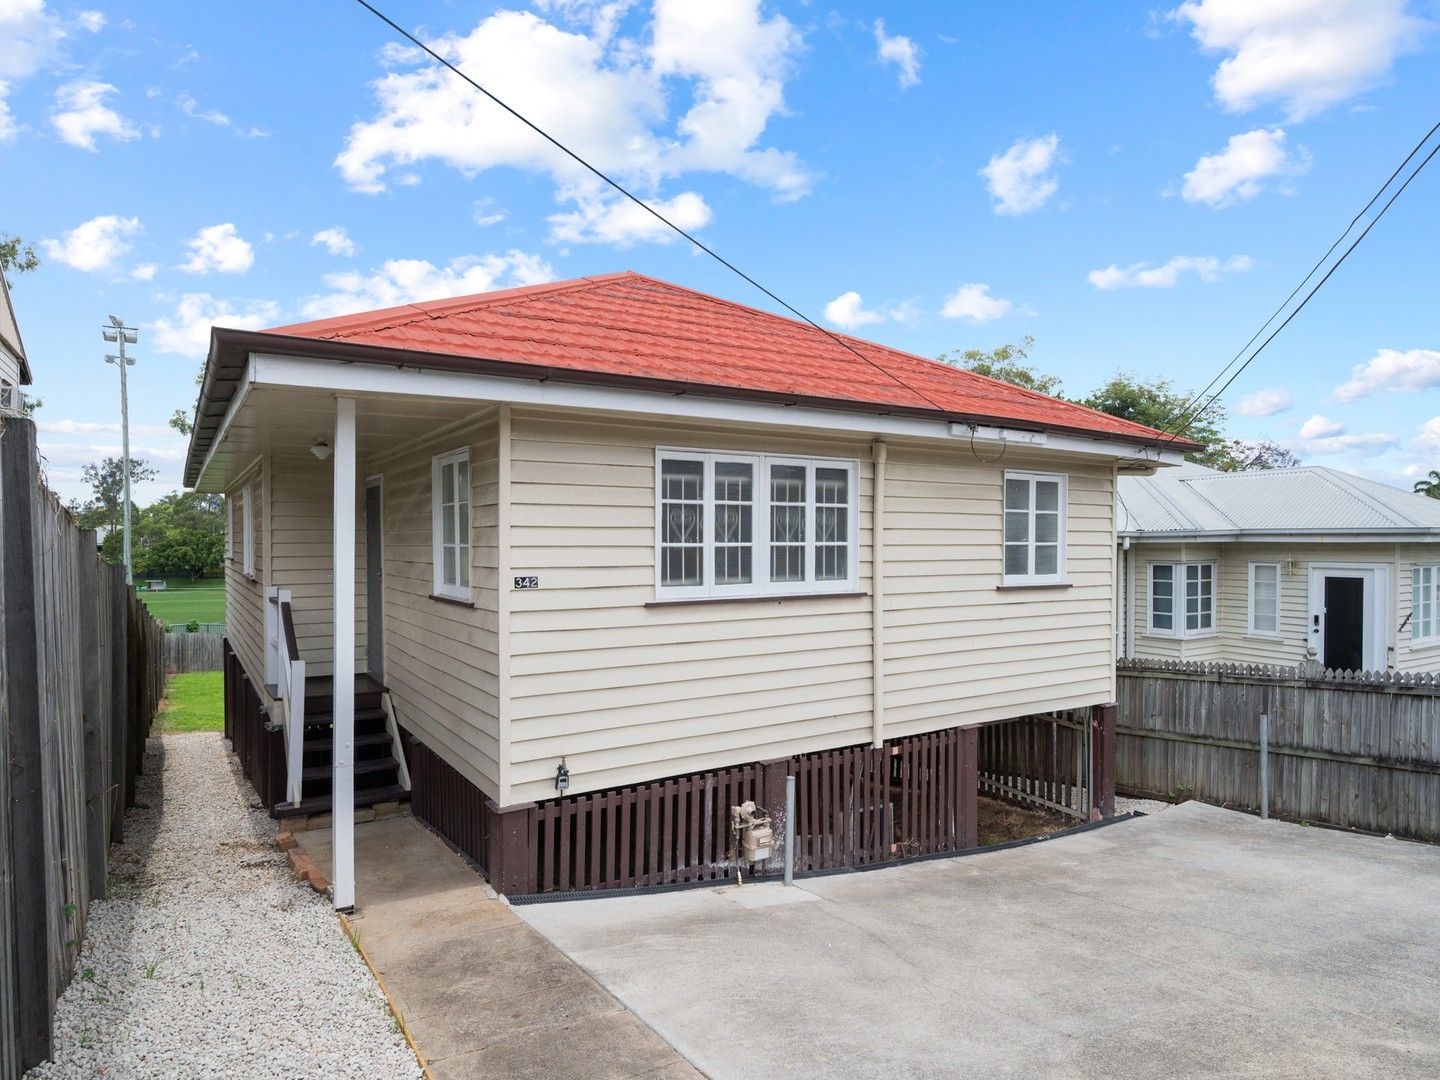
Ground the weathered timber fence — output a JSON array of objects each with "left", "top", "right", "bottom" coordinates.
[
  {"left": 1116, "top": 659, "right": 1440, "bottom": 841},
  {"left": 0, "top": 419, "right": 164, "bottom": 1079},
  {"left": 979, "top": 711, "right": 1092, "bottom": 820},
  {"left": 164, "top": 631, "right": 225, "bottom": 673}
]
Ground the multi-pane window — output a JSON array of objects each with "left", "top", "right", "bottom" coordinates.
[
  {"left": 1002, "top": 471, "right": 1066, "bottom": 585},
  {"left": 1250, "top": 563, "right": 1280, "bottom": 636},
  {"left": 1150, "top": 562, "right": 1216, "bottom": 636},
  {"left": 1413, "top": 565, "right": 1439, "bottom": 643},
  {"left": 241, "top": 485, "right": 254, "bottom": 577},
  {"left": 431, "top": 449, "right": 471, "bottom": 600},
  {"left": 656, "top": 450, "right": 857, "bottom": 600}
]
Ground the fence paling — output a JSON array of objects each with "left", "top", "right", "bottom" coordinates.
[
  {"left": 162, "top": 632, "right": 225, "bottom": 673},
  {"left": 1117, "top": 660, "right": 1440, "bottom": 842},
  {"left": 0, "top": 418, "right": 164, "bottom": 1080}
]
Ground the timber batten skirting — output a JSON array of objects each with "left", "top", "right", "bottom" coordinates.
[{"left": 403, "top": 719, "right": 1133, "bottom": 897}]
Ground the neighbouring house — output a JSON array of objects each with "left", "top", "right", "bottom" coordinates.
[
  {"left": 1117, "top": 462, "right": 1440, "bottom": 674},
  {"left": 0, "top": 271, "right": 33, "bottom": 415},
  {"left": 184, "top": 271, "right": 1191, "bottom": 905}
]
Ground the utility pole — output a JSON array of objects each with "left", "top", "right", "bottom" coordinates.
[{"left": 103, "top": 316, "right": 138, "bottom": 585}]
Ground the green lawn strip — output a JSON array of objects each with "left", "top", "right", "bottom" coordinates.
[
  {"left": 136, "top": 578, "right": 226, "bottom": 626},
  {"left": 158, "top": 672, "right": 224, "bottom": 733}
]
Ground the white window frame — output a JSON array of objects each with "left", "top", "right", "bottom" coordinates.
[
  {"left": 1248, "top": 562, "right": 1282, "bottom": 638},
  {"left": 1413, "top": 565, "right": 1440, "bottom": 645},
  {"left": 1148, "top": 561, "right": 1217, "bottom": 638},
  {"left": 225, "top": 496, "right": 234, "bottom": 562},
  {"left": 241, "top": 484, "right": 255, "bottom": 578},
  {"left": 1001, "top": 470, "right": 1068, "bottom": 587},
  {"left": 653, "top": 448, "right": 859, "bottom": 601},
  {"left": 431, "top": 447, "right": 472, "bottom": 602}
]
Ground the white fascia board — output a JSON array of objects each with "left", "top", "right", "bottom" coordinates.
[{"left": 248, "top": 352, "right": 1173, "bottom": 463}]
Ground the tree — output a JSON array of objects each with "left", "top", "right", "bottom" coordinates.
[
  {"left": 1077, "top": 372, "right": 1241, "bottom": 469},
  {"left": 1415, "top": 470, "right": 1440, "bottom": 499},
  {"left": 937, "top": 335, "right": 1063, "bottom": 396},
  {"left": 132, "top": 492, "right": 225, "bottom": 580},
  {"left": 169, "top": 361, "right": 205, "bottom": 436},
  {"left": 1221, "top": 439, "right": 1302, "bottom": 472},
  {"left": 0, "top": 231, "right": 40, "bottom": 286},
  {"left": 75, "top": 457, "right": 160, "bottom": 540}
]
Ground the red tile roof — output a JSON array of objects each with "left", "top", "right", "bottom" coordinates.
[{"left": 267, "top": 271, "right": 1180, "bottom": 448}]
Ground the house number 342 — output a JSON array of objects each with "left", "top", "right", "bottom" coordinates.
[{"left": 514, "top": 576, "right": 540, "bottom": 590}]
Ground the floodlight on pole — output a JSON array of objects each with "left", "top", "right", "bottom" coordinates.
[{"left": 103, "top": 318, "right": 139, "bottom": 586}]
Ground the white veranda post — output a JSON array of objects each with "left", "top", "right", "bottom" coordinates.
[{"left": 332, "top": 396, "right": 357, "bottom": 911}]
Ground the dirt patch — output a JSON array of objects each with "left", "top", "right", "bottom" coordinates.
[{"left": 977, "top": 796, "right": 1074, "bottom": 846}]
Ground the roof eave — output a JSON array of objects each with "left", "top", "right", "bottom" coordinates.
[{"left": 183, "top": 327, "right": 1202, "bottom": 486}]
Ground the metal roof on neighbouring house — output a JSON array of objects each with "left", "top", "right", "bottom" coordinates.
[
  {"left": 185, "top": 272, "right": 1196, "bottom": 486},
  {"left": 1118, "top": 462, "right": 1440, "bottom": 537}
]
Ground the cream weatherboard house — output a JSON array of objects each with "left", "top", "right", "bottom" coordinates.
[
  {"left": 0, "top": 272, "right": 33, "bottom": 415},
  {"left": 1117, "top": 463, "right": 1440, "bottom": 674},
  {"left": 187, "top": 272, "right": 1189, "bottom": 907}
]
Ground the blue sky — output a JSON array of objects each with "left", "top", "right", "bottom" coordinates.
[{"left": 2, "top": 0, "right": 1438, "bottom": 504}]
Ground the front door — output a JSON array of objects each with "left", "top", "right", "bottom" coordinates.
[
  {"left": 1322, "top": 577, "right": 1365, "bottom": 671},
  {"left": 365, "top": 477, "right": 384, "bottom": 682},
  {"left": 1308, "top": 566, "right": 1386, "bottom": 672}
]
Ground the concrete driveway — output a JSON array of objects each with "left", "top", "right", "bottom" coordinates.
[{"left": 518, "top": 803, "right": 1440, "bottom": 1079}]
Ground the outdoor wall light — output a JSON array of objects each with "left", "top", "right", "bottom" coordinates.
[
  {"left": 311, "top": 440, "right": 332, "bottom": 461},
  {"left": 555, "top": 759, "right": 570, "bottom": 794}
]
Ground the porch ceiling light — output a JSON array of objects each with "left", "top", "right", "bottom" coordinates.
[{"left": 311, "top": 439, "right": 332, "bottom": 461}]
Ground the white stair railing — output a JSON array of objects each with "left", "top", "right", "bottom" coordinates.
[{"left": 269, "top": 588, "right": 307, "bottom": 806}]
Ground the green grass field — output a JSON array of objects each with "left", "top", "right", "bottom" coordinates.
[
  {"left": 158, "top": 671, "right": 224, "bottom": 733},
  {"left": 136, "top": 578, "right": 226, "bottom": 627}
]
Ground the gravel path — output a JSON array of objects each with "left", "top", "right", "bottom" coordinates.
[
  {"left": 27, "top": 733, "right": 423, "bottom": 1080},
  {"left": 1115, "top": 794, "right": 1173, "bottom": 816}
]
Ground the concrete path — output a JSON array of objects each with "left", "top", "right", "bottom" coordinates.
[
  {"left": 520, "top": 803, "right": 1440, "bottom": 1079},
  {"left": 296, "top": 816, "right": 698, "bottom": 1080}
]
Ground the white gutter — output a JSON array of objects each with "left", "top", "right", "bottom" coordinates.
[{"left": 871, "top": 440, "right": 887, "bottom": 749}]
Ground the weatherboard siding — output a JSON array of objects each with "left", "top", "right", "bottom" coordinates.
[
  {"left": 503, "top": 409, "right": 1118, "bottom": 805},
  {"left": 365, "top": 410, "right": 502, "bottom": 798},
  {"left": 267, "top": 454, "right": 367, "bottom": 678},
  {"left": 1124, "top": 539, "right": 1440, "bottom": 673},
  {"left": 223, "top": 463, "right": 266, "bottom": 685}
]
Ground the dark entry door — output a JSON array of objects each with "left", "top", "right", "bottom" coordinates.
[
  {"left": 365, "top": 479, "right": 384, "bottom": 681},
  {"left": 1322, "top": 576, "right": 1365, "bottom": 671}
]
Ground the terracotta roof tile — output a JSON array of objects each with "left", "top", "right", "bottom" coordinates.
[{"left": 267, "top": 271, "right": 1177, "bottom": 446}]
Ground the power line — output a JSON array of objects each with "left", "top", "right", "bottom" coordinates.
[
  {"left": 349, "top": 0, "right": 954, "bottom": 418},
  {"left": 1144, "top": 121, "right": 1440, "bottom": 457},
  {"left": 1173, "top": 136, "right": 1440, "bottom": 444}
]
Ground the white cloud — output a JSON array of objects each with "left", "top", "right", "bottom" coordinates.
[
  {"left": 130, "top": 262, "right": 157, "bottom": 281},
  {"left": 874, "top": 19, "right": 920, "bottom": 88},
  {"left": 1414, "top": 417, "right": 1440, "bottom": 456},
  {"left": 40, "top": 213, "right": 141, "bottom": 272},
  {"left": 979, "top": 134, "right": 1062, "bottom": 215},
  {"left": 1298, "top": 414, "right": 1343, "bottom": 440},
  {"left": 473, "top": 198, "right": 506, "bottom": 227},
  {"left": 1180, "top": 127, "right": 1309, "bottom": 206},
  {"left": 50, "top": 80, "right": 139, "bottom": 150},
  {"left": 146, "top": 293, "right": 281, "bottom": 358},
  {"left": 941, "top": 283, "right": 1015, "bottom": 323},
  {"left": 37, "top": 418, "right": 173, "bottom": 437},
  {"left": 547, "top": 189, "right": 710, "bottom": 246},
  {"left": 1333, "top": 348, "right": 1440, "bottom": 401},
  {"left": 311, "top": 226, "right": 356, "bottom": 257},
  {"left": 335, "top": 3, "right": 810, "bottom": 245},
  {"left": 1296, "top": 413, "right": 1397, "bottom": 457},
  {"left": 824, "top": 291, "right": 884, "bottom": 331},
  {"left": 177, "top": 92, "right": 230, "bottom": 127},
  {"left": 1233, "top": 387, "right": 1294, "bottom": 417},
  {"left": 181, "top": 223, "right": 254, "bottom": 275},
  {"left": 77, "top": 9, "right": 104, "bottom": 32},
  {"left": 1170, "top": 0, "right": 1429, "bottom": 121},
  {"left": 0, "top": 83, "right": 14, "bottom": 142},
  {"left": 298, "top": 250, "right": 554, "bottom": 320},
  {"left": 1087, "top": 254, "right": 1252, "bottom": 290}
]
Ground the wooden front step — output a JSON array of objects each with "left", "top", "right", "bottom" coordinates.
[{"left": 281, "top": 672, "right": 409, "bottom": 820}]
